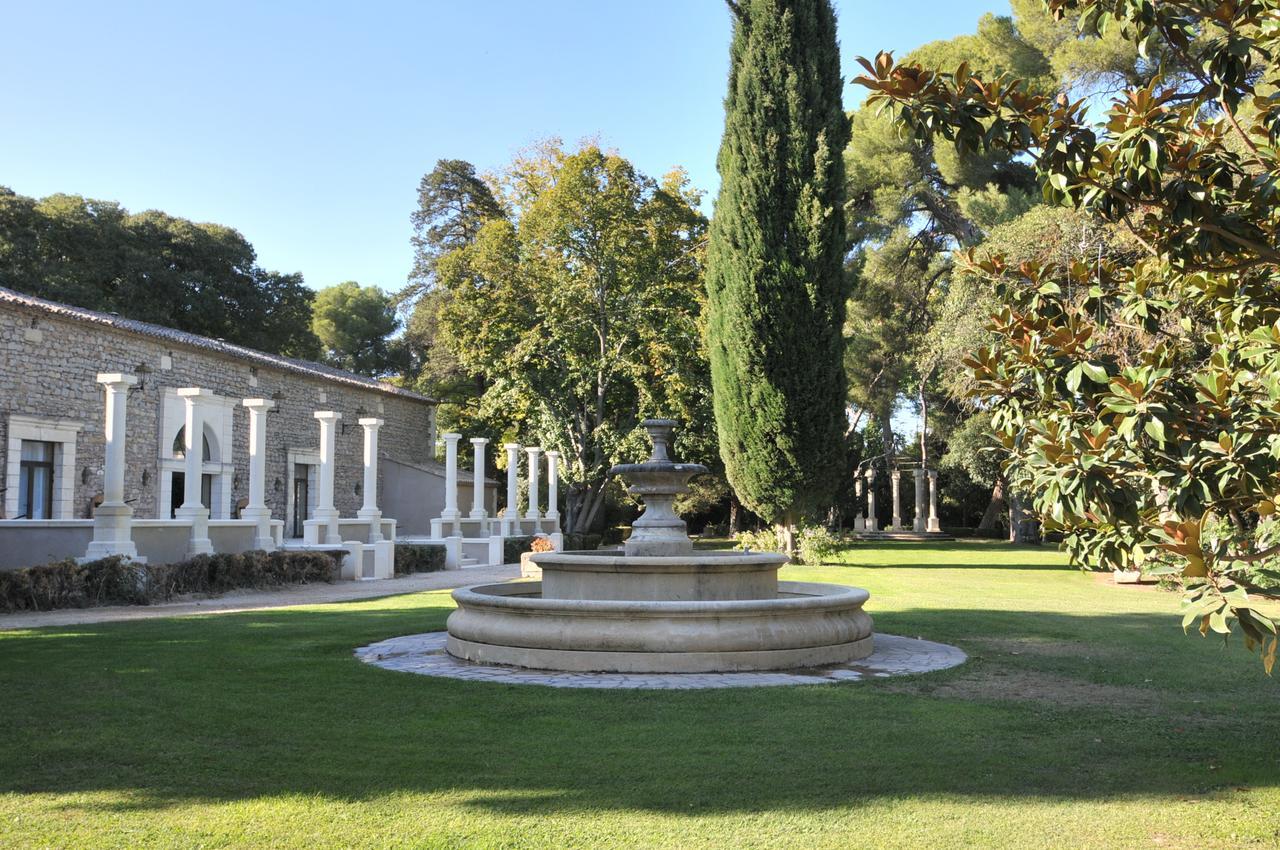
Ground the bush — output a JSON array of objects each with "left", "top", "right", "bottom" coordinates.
[
  {"left": 394, "top": 544, "right": 447, "bottom": 575},
  {"left": 0, "top": 550, "right": 342, "bottom": 613},
  {"left": 734, "top": 528, "right": 782, "bottom": 553},
  {"left": 562, "top": 532, "right": 603, "bottom": 552},
  {"left": 503, "top": 536, "right": 535, "bottom": 563},
  {"left": 795, "top": 525, "right": 840, "bottom": 566}
]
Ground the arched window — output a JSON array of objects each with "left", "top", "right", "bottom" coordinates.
[{"left": 172, "top": 428, "right": 212, "bottom": 462}]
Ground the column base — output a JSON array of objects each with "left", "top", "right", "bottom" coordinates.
[
  {"left": 174, "top": 505, "right": 213, "bottom": 557},
  {"left": 241, "top": 506, "right": 276, "bottom": 552},
  {"left": 927, "top": 518, "right": 942, "bottom": 533},
  {"left": 312, "top": 507, "right": 341, "bottom": 545},
  {"left": 358, "top": 508, "right": 384, "bottom": 542},
  {"left": 83, "top": 503, "right": 143, "bottom": 562},
  {"left": 913, "top": 519, "right": 927, "bottom": 533}
]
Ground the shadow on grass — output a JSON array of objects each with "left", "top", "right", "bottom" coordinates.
[{"left": 2, "top": 592, "right": 1278, "bottom": 818}]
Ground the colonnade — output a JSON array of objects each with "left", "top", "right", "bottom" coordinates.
[
  {"left": 81, "top": 373, "right": 387, "bottom": 563},
  {"left": 432, "top": 433, "right": 561, "bottom": 538},
  {"left": 853, "top": 466, "right": 941, "bottom": 534}
]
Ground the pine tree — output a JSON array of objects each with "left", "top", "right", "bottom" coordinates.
[{"left": 705, "top": 0, "right": 849, "bottom": 538}]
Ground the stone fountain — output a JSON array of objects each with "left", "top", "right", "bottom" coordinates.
[{"left": 446, "top": 420, "right": 874, "bottom": 673}]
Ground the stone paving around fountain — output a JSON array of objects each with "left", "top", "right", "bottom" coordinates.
[{"left": 356, "top": 630, "right": 966, "bottom": 689}]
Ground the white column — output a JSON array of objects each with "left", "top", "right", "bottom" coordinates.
[
  {"left": 175, "top": 388, "right": 214, "bottom": 556},
  {"left": 853, "top": 476, "right": 864, "bottom": 532},
  {"left": 440, "top": 433, "right": 461, "bottom": 534},
  {"left": 545, "top": 450, "right": 560, "bottom": 527},
  {"left": 469, "top": 437, "right": 489, "bottom": 522},
  {"left": 890, "top": 469, "right": 902, "bottom": 531},
  {"left": 241, "top": 398, "right": 275, "bottom": 551},
  {"left": 504, "top": 443, "right": 521, "bottom": 535},
  {"left": 913, "top": 469, "right": 928, "bottom": 533},
  {"left": 83, "top": 373, "right": 141, "bottom": 562},
  {"left": 928, "top": 470, "right": 942, "bottom": 533},
  {"left": 313, "top": 411, "right": 341, "bottom": 545},
  {"left": 864, "top": 468, "right": 878, "bottom": 533},
  {"left": 358, "top": 417, "right": 384, "bottom": 542},
  {"left": 525, "top": 446, "right": 542, "bottom": 521}
]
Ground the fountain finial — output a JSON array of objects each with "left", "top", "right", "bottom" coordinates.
[{"left": 609, "top": 419, "right": 708, "bottom": 557}]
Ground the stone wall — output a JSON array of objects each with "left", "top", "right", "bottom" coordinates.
[{"left": 0, "top": 301, "right": 436, "bottom": 526}]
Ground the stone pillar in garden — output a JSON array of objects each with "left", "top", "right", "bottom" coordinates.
[
  {"left": 176, "top": 388, "right": 215, "bottom": 556},
  {"left": 913, "top": 469, "right": 928, "bottom": 533},
  {"left": 241, "top": 398, "right": 276, "bottom": 551},
  {"left": 864, "top": 468, "right": 878, "bottom": 532},
  {"left": 525, "top": 446, "right": 542, "bottom": 523},
  {"left": 469, "top": 437, "right": 489, "bottom": 524},
  {"left": 545, "top": 450, "right": 561, "bottom": 528},
  {"left": 928, "top": 470, "right": 942, "bottom": 533},
  {"left": 312, "top": 411, "right": 342, "bottom": 545},
  {"left": 82, "top": 373, "right": 142, "bottom": 562},
  {"left": 358, "top": 417, "right": 385, "bottom": 542},
  {"left": 890, "top": 469, "right": 902, "bottom": 530},
  {"left": 504, "top": 443, "right": 521, "bottom": 535}
]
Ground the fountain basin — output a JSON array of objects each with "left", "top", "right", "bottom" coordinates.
[
  {"left": 446, "top": 579, "right": 874, "bottom": 673},
  {"left": 534, "top": 550, "right": 786, "bottom": 601}
]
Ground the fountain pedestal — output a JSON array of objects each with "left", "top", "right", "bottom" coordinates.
[{"left": 446, "top": 419, "right": 874, "bottom": 672}]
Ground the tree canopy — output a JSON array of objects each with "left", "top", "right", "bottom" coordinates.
[
  {"left": 706, "top": 0, "right": 850, "bottom": 533},
  {"left": 0, "top": 187, "right": 319, "bottom": 357},
  {"left": 426, "top": 141, "right": 712, "bottom": 533},
  {"left": 857, "top": 0, "right": 1280, "bottom": 669},
  {"left": 311, "top": 281, "right": 402, "bottom": 377}
]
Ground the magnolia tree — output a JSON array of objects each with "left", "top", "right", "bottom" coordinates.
[{"left": 856, "top": 0, "right": 1280, "bottom": 670}]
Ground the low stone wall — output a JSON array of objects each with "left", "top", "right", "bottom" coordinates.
[{"left": 0, "top": 521, "right": 94, "bottom": 569}]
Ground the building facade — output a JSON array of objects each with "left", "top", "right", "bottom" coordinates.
[{"left": 0, "top": 287, "right": 446, "bottom": 565}]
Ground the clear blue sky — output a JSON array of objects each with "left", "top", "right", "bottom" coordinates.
[{"left": 3, "top": 1, "right": 1007, "bottom": 293}]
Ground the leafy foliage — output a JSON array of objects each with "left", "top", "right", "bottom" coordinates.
[
  {"left": 855, "top": 0, "right": 1280, "bottom": 669},
  {"left": 430, "top": 142, "right": 711, "bottom": 534},
  {"left": 0, "top": 188, "right": 320, "bottom": 357},
  {"left": 706, "top": 0, "right": 850, "bottom": 528},
  {"left": 393, "top": 544, "right": 447, "bottom": 574},
  {"left": 311, "top": 281, "right": 403, "bottom": 377}
]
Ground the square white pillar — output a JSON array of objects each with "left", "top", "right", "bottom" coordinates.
[
  {"left": 469, "top": 437, "right": 489, "bottom": 523},
  {"left": 312, "top": 411, "right": 341, "bottom": 545},
  {"left": 83, "top": 373, "right": 143, "bottom": 563},
  {"left": 175, "top": 388, "right": 214, "bottom": 556},
  {"left": 503, "top": 442, "right": 521, "bottom": 535},
  {"left": 241, "top": 398, "right": 275, "bottom": 551},
  {"left": 525, "top": 446, "right": 542, "bottom": 521},
  {"left": 913, "top": 469, "right": 928, "bottom": 533},
  {"left": 440, "top": 433, "right": 462, "bottom": 534},
  {"left": 928, "top": 470, "right": 942, "bottom": 533},
  {"left": 890, "top": 469, "right": 902, "bottom": 531},
  {"left": 864, "top": 468, "right": 878, "bottom": 533},
  {"left": 357, "top": 417, "right": 384, "bottom": 542},
  {"left": 545, "top": 450, "right": 561, "bottom": 528}
]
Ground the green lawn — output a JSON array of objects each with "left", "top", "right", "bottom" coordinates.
[{"left": 2, "top": 541, "right": 1278, "bottom": 848}]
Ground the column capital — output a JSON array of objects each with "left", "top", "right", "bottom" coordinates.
[
  {"left": 504, "top": 442, "right": 522, "bottom": 451},
  {"left": 441, "top": 432, "right": 462, "bottom": 442},
  {"left": 177, "top": 387, "right": 214, "bottom": 399},
  {"left": 890, "top": 468, "right": 900, "bottom": 480},
  {"left": 470, "top": 436, "right": 489, "bottom": 446},
  {"left": 242, "top": 398, "right": 275, "bottom": 412},
  {"left": 359, "top": 417, "right": 385, "bottom": 428},
  {"left": 865, "top": 467, "right": 877, "bottom": 481},
  {"left": 313, "top": 410, "right": 341, "bottom": 422},
  {"left": 526, "top": 445, "right": 543, "bottom": 455},
  {"left": 96, "top": 372, "right": 138, "bottom": 389},
  {"left": 545, "top": 449, "right": 561, "bottom": 459}
]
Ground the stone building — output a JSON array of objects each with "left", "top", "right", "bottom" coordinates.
[{"left": 0, "top": 286, "right": 499, "bottom": 570}]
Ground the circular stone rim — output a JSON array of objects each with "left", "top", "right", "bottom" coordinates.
[
  {"left": 356, "top": 631, "right": 967, "bottom": 689},
  {"left": 451, "top": 580, "right": 868, "bottom": 617},
  {"left": 529, "top": 551, "right": 785, "bottom": 576}
]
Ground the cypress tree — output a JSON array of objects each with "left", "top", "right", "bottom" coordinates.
[{"left": 705, "top": 0, "right": 849, "bottom": 536}]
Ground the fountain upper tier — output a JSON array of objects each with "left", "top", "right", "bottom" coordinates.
[{"left": 609, "top": 419, "right": 707, "bottom": 557}]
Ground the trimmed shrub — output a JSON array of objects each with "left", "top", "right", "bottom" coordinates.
[
  {"left": 394, "top": 544, "right": 447, "bottom": 575},
  {"left": 503, "top": 536, "right": 535, "bottom": 563},
  {"left": 734, "top": 528, "right": 782, "bottom": 554},
  {"left": 795, "top": 525, "right": 840, "bottom": 566},
  {"left": 562, "top": 532, "right": 603, "bottom": 552},
  {"left": 0, "top": 549, "right": 341, "bottom": 613}
]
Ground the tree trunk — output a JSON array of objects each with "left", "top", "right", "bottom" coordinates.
[
  {"left": 1008, "top": 492, "right": 1041, "bottom": 544},
  {"left": 878, "top": 403, "right": 895, "bottom": 470},
  {"left": 978, "top": 477, "right": 1006, "bottom": 531},
  {"left": 775, "top": 511, "right": 796, "bottom": 557},
  {"left": 728, "top": 494, "right": 741, "bottom": 536}
]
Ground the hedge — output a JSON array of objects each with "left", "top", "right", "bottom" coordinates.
[
  {"left": 394, "top": 543, "right": 447, "bottom": 575},
  {"left": 503, "top": 536, "right": 535, "bottom": 564},
  {"left": 0, "top": 549, "right": 343, "bottom": 613}
]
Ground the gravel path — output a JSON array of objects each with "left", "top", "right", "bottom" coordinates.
[{"left": 0, "top": 565, "right": 520, "bottom": 630}]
